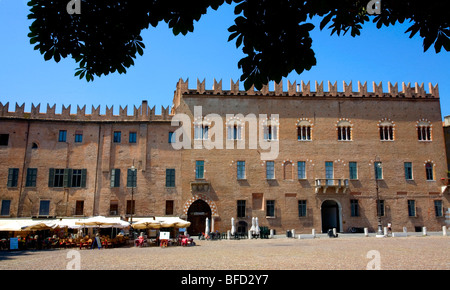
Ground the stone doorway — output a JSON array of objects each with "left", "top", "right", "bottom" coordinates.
[
  {"left": 187, "top": 199, "right": 211, "bottom": 236},
  {"left": 321, "top": 200, "right": 342, "bottom": 233}
]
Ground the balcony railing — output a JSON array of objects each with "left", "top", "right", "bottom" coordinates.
[
  {"left": 315, "top": 178, "right": 349, "bottom": 194},
  {"left": 190, "top": 180, "right": 210, "bottom": 193}
]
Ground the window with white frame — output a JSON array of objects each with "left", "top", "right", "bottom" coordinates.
[
  {"left": 297, "top": 120, "right": 312, "bottom": 141},
  {"left": 337, "top": 120, "right": 352, "bottom": 141},
  {"left": 379, "top": 120, "right": 394, "bottom": 141},
  {"left": 263, "top": 118, "right": 278, "bottom": 141},
  {"left": 417, "top": 120, "right": 432, "bottom": 141},
  {"left": 227, "top": 118, "right": 243, "bottom": 140},
  {"left": 425, "top": 162, "right": 434, "bottom": 180},
  {"left": 194, "top": 122, "right": 209, "bottom": 140},
  {"left": 266, "top": 161, "right": 275, "bottom": 179}
]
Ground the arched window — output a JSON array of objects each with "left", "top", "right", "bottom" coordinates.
[
  {"left": 425, "top": 162, "right": 434, "bottom": 180},
  {"left": 379, "top": 120, "right": 394, "bottom": 141},
  {"left": 263, "top": 118, "right": 279, "bottom": 141},
  {"left": 283, "top": 161, "right": 293, "bottom": 180},
  {"left": 297, "top": 119, "right": 312, "bottom": 141},
  {"left": 194, "top": 120, "right": 210, "bottom": 140},
  {"left": 417, "top": 120, "right": 432, "bottom": 141},
  {"left": 337, "top": 120, "right": 352, "bottom": 141},
  {"left": 226, "top": 117, "right": 243, "bottom": 140}
]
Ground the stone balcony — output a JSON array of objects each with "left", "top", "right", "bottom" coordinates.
[
  {"left": 190, "top": 180, "right": 211, "bottom": 193},
  {"left": 315, "top": 178, "right": 349, "bottom": 194}
]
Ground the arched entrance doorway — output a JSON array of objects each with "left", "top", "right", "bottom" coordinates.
[
  {"left": 187, "top": 199, "right": 211, "bottom": 236},
  {"left": 321, "top": 200, "right": 342, "bottom": 233}
]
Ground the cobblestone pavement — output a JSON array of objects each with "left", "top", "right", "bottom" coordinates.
[{"left": 0, "top": 235, "right": 449, "bottom": 270}]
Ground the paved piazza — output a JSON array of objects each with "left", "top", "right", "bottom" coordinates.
[{"left": 0, "top": 235, "right": 449, "bottom": 270}]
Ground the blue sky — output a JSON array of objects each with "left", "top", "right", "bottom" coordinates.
[{"left": 0, "top": 0, "right": 449, "bottom": 118}]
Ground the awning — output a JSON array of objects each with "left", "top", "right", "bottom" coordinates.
[
  {"left": 0, "top": 216, "right": 130, "bottom": 231},
  {"left": 132, "top": 217, "right": 191, "bottom": 229}
]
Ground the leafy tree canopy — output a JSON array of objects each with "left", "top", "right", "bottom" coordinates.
[{"left": 27, "top": 0, "right": 450, "bottom": 90}]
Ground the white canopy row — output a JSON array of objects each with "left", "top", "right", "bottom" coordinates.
[{"left": 0, "top": 216, "right": 190, "bottom": 231}]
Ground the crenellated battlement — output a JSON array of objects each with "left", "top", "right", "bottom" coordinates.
[
  {"left": 0, "top": 100, "right": 172, "bottom": 122},
  {"left": 175, "top": 78, "right": 440, "bottom": 99}
]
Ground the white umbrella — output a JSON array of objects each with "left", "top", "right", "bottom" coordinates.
[
  {"left": 231, "top": 217, "right": 236, "bottom": 235},
  {"left": 255, "top": 217, "right": 260, "bottom": 235},
  {"left": 75, "top": 216, "right": 129, "bottom": 228},
  {"left": 156, "top": 217, "right": 191, "bottom": 228},
  {"left": 0, "top": 221, "right": 26, "bottom": 231},
  {"left": 250, "top": 217, "right": 256, "bottom": 233},
  {"left": 21, "top": 221, "right": 57, "bottom": 231},
  {"left": 205, "top": 217, "right": 210, "bottom": 235},
  {"left": 132, "top": 218, "right": 162, "bottom": 229}
]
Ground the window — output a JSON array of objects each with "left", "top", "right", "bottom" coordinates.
[
  {"left": 39, "top": 200, "right": 50, "bottom": 216},
  {"left": 195, "top": 161, "right": 204, "bottom": 179},
  {"left": 126, "top": 200, "right": 135, "bottom": 215},
  {"left": 325, "top": 161, "right": 334, "bottom": 185},
  {"left": 227, "top": 124, "right": 242, "bottom": 140},
  {"left": 407, "top": 200, "right": 416, "bottom": 217},
  {"left": 168, "top": 132, "right": 175, "bottom": 143},
  {"left": 404, "top": 162, "right": 413, "bottom": 180},
  {"left": 75, "top": 131, "right": 83, "bottom": 143},
  {"left": 110, "top": 201, "right": 119, "bottom": 215},
  {"left": 58, "top": 130, "right": 67, "bottom": 142},
  {"left": 417, "top": 121, "right": 432, "bottom": 141},
  {"left": 266, "top": 161, "right": 275, "bottom": 179},
  {"left": 337, "top": 120, "right": 352, "bottom": 141},
  {"left": 425, "top": 163, "right": 434, "bottom": 180},
  {"left": 75, "top": 201, "right": 84, "bottom": 216},
  {"left": 266, "top": 200, "right": 275, "bottom": 217},
  {"left": 7, "top": 168, "right": 19, "bottom": 187},
  {"left": 377, "top": 200, "right": 385, "bottom": 217},
  {"left": 237, "top": 161, "right": 246, "bottom": 180},
  {"left": 71, "top": 169, "right": 82, "bottom": 187},
  {"left": 49, "top": 168, "right": 64, "bottom": 188},
  {"left": 127, "top": 168, "right": 137, "bottom": 187},
  {"left": 49, "top": 168, "right": 86, "bottom": 188},
  {"left": 351, "top": 200, "right": 359, "bottom": 217},
  {"left": 349, "top": 162, "right": 358, "bottom": 180},
  {"left": 110, "top": 169, "right": 121, "bottom": 187},
  {"left": 297, "top": 161, "right": 306, "bottom": 179},
  {"left": 166, "top": 169, "right": 175, "bottom": 187},
  {"left": 0, "top": 134, "right": 9, "bottom": 146},
  {"left": 434, "top": 200, "right": 443, "bottom": 217},
  {"left": 263, "top": 123, "right": 278, "bottom": 141},
  {"left": 194, "top": 124, "right": 209, "bottom": 140},
  {"left": 1, "top": 200, "right": 11, "bottom": 216},
  {"left": 237, "top": 200, "right": 246, "bottom": 218},
  {"left": 113, "top": 131, "right": 121, "bottom": 143},
  {"left": 298, "top": 200, "right": 307, "bottom": 217},
  {"left": 374, "top": 162, "right": 383, "bottom": 180},
  {"left": 166, "top": 200, "right": 174, "bottom": 215},
  {"left": 26, "top": 168, "right": 38, "bottom": 187},
  {"left": 297, "top": 120, "right": 312, "bottom": 141},
  {"left": 129, "top": 132, "right": 137, "bottom": 143},
  {"left": 379, "top": 121, "right": 394, "bottom": 141}
]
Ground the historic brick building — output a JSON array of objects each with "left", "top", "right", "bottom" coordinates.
[{"left": 0, "top": 79, "right": 448, "bottom": 234}]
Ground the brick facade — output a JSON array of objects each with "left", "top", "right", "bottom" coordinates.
[{"left": 0, "top": 79, "right": 448, "bottom": 234}]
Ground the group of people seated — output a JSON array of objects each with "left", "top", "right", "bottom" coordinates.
[{"left": 134, "top": 232, "right": 195, "bottom": 247}]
